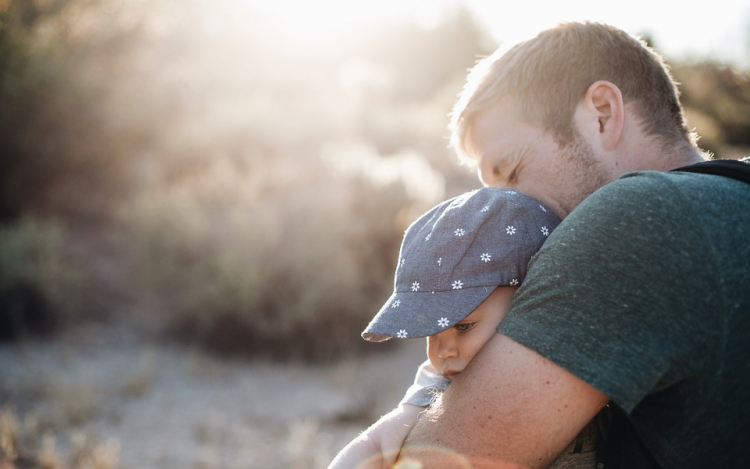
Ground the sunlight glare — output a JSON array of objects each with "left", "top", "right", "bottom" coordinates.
[
  {"left": 464, "top": 0, "right": 750, "bottom": 65},
  {"left": 247, "top": 0, "right": 455, "bottom": 40},
  {"left": 246, "top": 0, "right": 749, "bottom": 65}
]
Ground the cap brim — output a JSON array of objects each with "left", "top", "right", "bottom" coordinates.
[{"left": 361, "top": 285, "right": 496, "bottom": 342}]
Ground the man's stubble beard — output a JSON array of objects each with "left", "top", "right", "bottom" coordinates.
[{"left": 556, "top": 132, "right": 614, "bottom": 217}]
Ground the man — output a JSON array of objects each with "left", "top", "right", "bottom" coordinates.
[{"left": 396, "top": 22, "right": 750, "bottom": 469}]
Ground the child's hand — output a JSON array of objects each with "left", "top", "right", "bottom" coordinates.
[{"left": 327, "top": 404, "right": 424, "bottom": 469}]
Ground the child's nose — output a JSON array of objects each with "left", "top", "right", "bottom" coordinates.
[{"left": 437, "top": 335, "right": 458, "bottom": 359}]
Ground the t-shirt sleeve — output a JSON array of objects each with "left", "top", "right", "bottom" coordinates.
[
  {"left": 498, "top": 172, "right": 720, "bottom": 412},
  {"left": 400, "top": 359, "right": 451, "bottom": 407}
]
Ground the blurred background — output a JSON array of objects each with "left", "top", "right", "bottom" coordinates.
[{"left": 0, "top": 0, "right": 748, "bottom": 468}]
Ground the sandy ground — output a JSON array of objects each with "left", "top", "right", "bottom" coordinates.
[{"left": 0, "top": 320, "right": 427, "bottom": 469}]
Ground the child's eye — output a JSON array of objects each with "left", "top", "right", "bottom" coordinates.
[{"left": 454, "top": 322, "right": 476, "bottom": 333}]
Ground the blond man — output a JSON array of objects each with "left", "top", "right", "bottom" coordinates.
[{"left": 396, "top": 22, "right": 750, "bottom": 469}]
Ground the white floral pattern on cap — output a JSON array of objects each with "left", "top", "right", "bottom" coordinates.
[{"left": 361, "top": 187, "right": 561, "bottom": 343}]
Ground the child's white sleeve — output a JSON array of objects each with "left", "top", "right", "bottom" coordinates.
[{"left": 399, "top": 359, "right": 451, "bottom": 406}]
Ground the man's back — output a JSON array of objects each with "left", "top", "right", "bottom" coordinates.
[{"left": 499, "top": 170, "right": 750, "bottom": 468}]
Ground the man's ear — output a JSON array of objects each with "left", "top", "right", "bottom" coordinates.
[{"left": 582, "top": 80, "right": 624, "bottom": 151}]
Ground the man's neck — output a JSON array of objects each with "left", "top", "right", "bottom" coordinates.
[
  {"left": 659, "top": 145, "right": 708, "bottom": 171},
  {"left": 630, "top": 141, "right": 707, "bottom": 173}
]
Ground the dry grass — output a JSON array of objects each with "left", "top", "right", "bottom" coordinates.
[
  {"left": 0, "top": 407, "right": 119, "bottom": 469},
  {"left": 0, "top": 311, "right": 427, "bottom": 469},
  {"left": 0, "top": 408, "right": 19, "bottom": 465}
]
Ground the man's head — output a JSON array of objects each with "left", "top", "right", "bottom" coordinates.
[
  {"left": 450, "top": 22, "right": 702, "bottom": 218},
  {"left": 361, "top": 187, "right": 559, "bottom": 343}
]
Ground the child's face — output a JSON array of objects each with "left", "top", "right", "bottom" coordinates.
[{"left": 427, "top": 287, "right": 517, "bottom": 378}]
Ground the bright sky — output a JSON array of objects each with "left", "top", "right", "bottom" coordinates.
[
  {"left": 249, "top": 0, "right": 750, "bottom": 67},
  {"left": 466, "top": 0, "right": 750, "bottom": 66}
]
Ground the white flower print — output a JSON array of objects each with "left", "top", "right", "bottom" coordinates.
[
  {"left": 397, "top": 329, "right": 408, "bottom": 338},
  {"left": 454, "top": 228, "right": 465, "bottom": 237},
  {"left": 411, "top": 282, "right": 420, "bottom": 292},
  {"left": 510, "top": 279, "right": 519, "bottom": 286},
  {"left": 400, "top": 258, "right": 406, "bottom": 268},
  {"left": 438, "top": 317, "right": 450, "bottom": 328},
  {"left": 481, "top": 253, "right": 491, "bottom": 262},
  {"left": 481, "top": 205, "right": 490, "bottom": 212},
  {"left": 437, "top": 257, "right": 442, "bottom": 266},
  {"left": 452, "top": 280, "right": 463, "bottom": 290},
  {"left": 425, "top": 233, "right": 432, "bottom": 241},
  {"left": 391, "top": 300, "right": 401, "bottom": 308},
  {"left": 541, "top": 226, "right": 550, "bottom": 236},
  {"left": 539, "top": 205, "right": 547, "bottom": 212},
  {"left": 506, "top": 225, "right": 516, "bottom": 235}
]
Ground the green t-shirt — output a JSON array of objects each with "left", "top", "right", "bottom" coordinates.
[{"left": 499, "top": 170, "right": 750, "bottom": 469}]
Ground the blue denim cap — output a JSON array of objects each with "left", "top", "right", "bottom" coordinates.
[{"left": 362, "top": 187, "right": 560, "bottom": 342}]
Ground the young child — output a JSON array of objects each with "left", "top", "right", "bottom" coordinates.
[{"left": 328, "top": 187, "right": 599, "bottom": 469}]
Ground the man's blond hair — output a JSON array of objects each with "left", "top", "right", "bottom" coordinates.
[{"left": 450, "top": 22, "right": 696, "bottom": 163}]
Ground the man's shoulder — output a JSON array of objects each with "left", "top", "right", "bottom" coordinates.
[
  {"left": 608, "top": 167, "right": 748, "bottom": 196},
  {"left": 544, "top": 168, "right": 749, "bottom": 255},
  {"left": 597, "top": 169, "right": 720, "bottom": 199},
  {"left": 567, "top": 169, "right": 747, "bottom": 222},
  {"left": 558, "top": 171, "right": 681, "bottom": 229}
]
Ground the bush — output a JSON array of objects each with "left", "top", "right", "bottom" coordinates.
[
  {"left": 123, "top": 149, "right": 442, "bottom": 362},
  {"left": 674, "top": 62, "right": 750, "bottom": 158},
  {"left": 0, "top": 0, "right": 156, "bottom": 221},
  {"left": 0, "top": 218, "right": 83, "bottom": 339}
]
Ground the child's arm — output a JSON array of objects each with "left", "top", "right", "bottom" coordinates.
[
  {"left": 326, "top": 403, "right": 423, "bottom": 469},
  {"left": 328, "top": 360, "right": 450, "bottom": 469}
]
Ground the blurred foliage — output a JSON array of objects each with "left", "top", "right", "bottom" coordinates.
[
  {"left": 0, "top": 0, "right": 158, "bottom": 221},
  {"left": 674, "top": 62, "right": 750, "bottom": 158},
  {"left": 0, "top": 0, "right": 748, "bottom": 359},
  {"left": 124, "top": 151, "right": 421, "bottom": 361},
  {"left": 106, "top": 0, "right": 487, "bottom": 360},
  {"left": 0, "top": 218, "right": 83, "bottom": 339}
]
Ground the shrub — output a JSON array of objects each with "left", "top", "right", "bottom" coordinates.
[
  {"left": 0, "top": 0, "right": 159, "bottom": 221},
  {"left": 0, "top": 218, "right": 83, "bottom": 339},
  {"left": 123, "top": 148, "right": 443, "bottom": 362}
]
